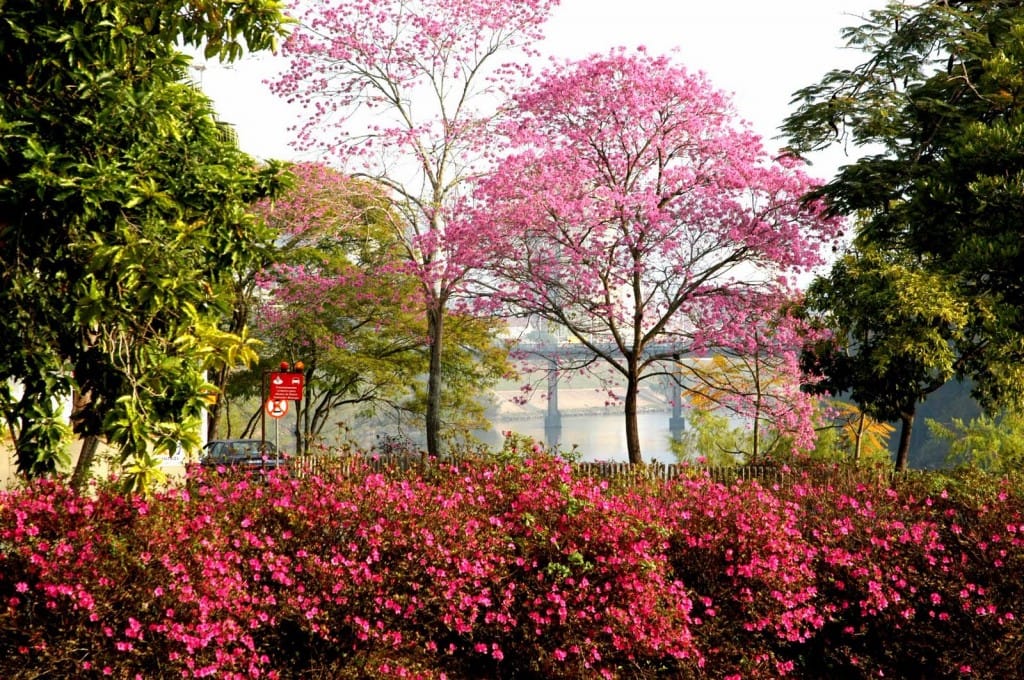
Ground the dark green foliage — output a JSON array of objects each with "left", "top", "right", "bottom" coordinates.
[
  {"left": 802, "top": 244, "right": 971, "bottom": 469},
  {"left": 0, "top": 0, "right": 290, "bottom": 483},
  {"left": 786, "top": 0, "right": 1024, "bottom": 418}
]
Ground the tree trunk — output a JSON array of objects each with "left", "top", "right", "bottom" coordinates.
[
  {"left": 425, "top": 306, "right": 443, "bottom": 459},
  {"left": 70, "top": 435, "right": 100, "bottom": 491},
  {"left": 208, "top": 285, "right": 250, "bottom": 441},
  {"left": 624, "top": 372, "right": 642, "bottom": 465},
  {"left": 853, "top": 412, "right": 866, "bottom": 461},
  {"left": 242, "top": 407, "right": 261, "bottom": 439},
  {"left": 750, "top": 412, "right": 761, "bottom": 464},
  {"left": 894, "top": 409, "right": 914, "bottom": 472},
  {"left": 206, "top": 365, "right": 229, "bottom": 441},
  {"left": 749, "top": 355, "right": 763, "bottom": 464},
  {"left": 295, "top": 397, "right": 304, "bottom": 456}
]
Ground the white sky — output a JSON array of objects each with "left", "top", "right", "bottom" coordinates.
[{"left": 195, "top": 0, "right": 883, "bottom": 180}]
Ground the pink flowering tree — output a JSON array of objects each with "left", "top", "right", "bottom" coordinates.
[
  {"left": 249, "top": 163, "right": 425, "bottom": 450},
  {"left": 682, "top": 290, "right": 825, "bottom": 462},
  {"left": 471, "top": 49, "right": 842, "bottom": 464},
  {"left": 244, "top": 162, "right": 509, "bottom": 452},
  {"left": 270, "top": 0, "right": 560, "bottom": 457}
]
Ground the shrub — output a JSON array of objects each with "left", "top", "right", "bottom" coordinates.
[{"left": 0, "top": 455, "right": 1021, "bottom": 678}]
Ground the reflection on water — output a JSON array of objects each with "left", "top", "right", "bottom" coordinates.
[{"left": 479, "top": 411, "right": 678, "bottom": 464}]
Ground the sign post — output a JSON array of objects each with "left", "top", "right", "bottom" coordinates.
[
  {"left": 268, "top": 371, "right": 305, "bottom": 401},
  {"left": 265, "top": 398, "right": 288, "bottom": 454},
  {"left": 260, "top": 361, "right": 306, "bottom": 457},
  {"left": 264, "top": 399, "right": 289, "bottom": 419}
]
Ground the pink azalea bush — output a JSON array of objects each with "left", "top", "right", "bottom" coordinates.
[
  {"left": 0, "top": 455, "right": 1021, "bottom": 678},
  {"left": 790, "top": 469, "right": 1024, "bottom": 678}
]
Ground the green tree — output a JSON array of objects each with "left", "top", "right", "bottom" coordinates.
[
  {"left": 670, "top": 406, "right": 749, "bottom": 467},
  {"left": 802, "top": 245, "right": 971, "bottom": 470},
  {"left": 0, "top": 0, "right": 290, "bottom": 490},
  {"left": 929, "top": 411, "right": 1024, "bottom": 473},
  {"left": 784, "top": 0, "right": 1024, "bottom": 416},
  {"left": 202, "top": 199, "right": 279, "bottom": 444}
]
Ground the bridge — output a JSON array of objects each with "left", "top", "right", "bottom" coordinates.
[{"left": 510, "top": 341, "right": 693, "bottom": 448}]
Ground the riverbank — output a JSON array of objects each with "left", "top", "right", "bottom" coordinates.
[{"left": 489, "top": 385, "right": 671, "bottom": 419}]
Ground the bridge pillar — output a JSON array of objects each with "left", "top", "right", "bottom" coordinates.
[
  {"left": 669, "top": 376, "right": 686, "bottom": 440},
  {"left": 544, "top": 361, "right": 562, "bottom": 448}
]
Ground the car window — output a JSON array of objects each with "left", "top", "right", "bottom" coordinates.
[
  {"left": 206, "top": 442, "right": 227, "bottom": 461},
  {"left": 237, "top": 443, "right": 259, "bottom": 458},
  {"left": 252, "top": 442, "right": 277, "bottom": 456}
]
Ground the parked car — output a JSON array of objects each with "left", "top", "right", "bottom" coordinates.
[{"left": 199, "top": 439, "right": 287, "bottom": 473}]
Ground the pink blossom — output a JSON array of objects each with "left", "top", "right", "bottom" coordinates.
[{"left": 471, "top": 48, "right": 841, "bottom": 462}]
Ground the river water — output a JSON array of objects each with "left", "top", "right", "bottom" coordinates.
[{"left": 478, "top": 411, "right": 679, "bottom": 464}]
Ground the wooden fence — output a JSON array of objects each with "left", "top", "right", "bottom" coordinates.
[{"left": 287, "top": 454, "right": 908, "bottom": 487}]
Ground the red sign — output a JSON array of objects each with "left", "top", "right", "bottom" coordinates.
[
  {"left": 268, "top": 371, "right": 305, "bottom": 401},
  {"left": 265, "top": 399, "right": 289, "bottom": 419}
]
